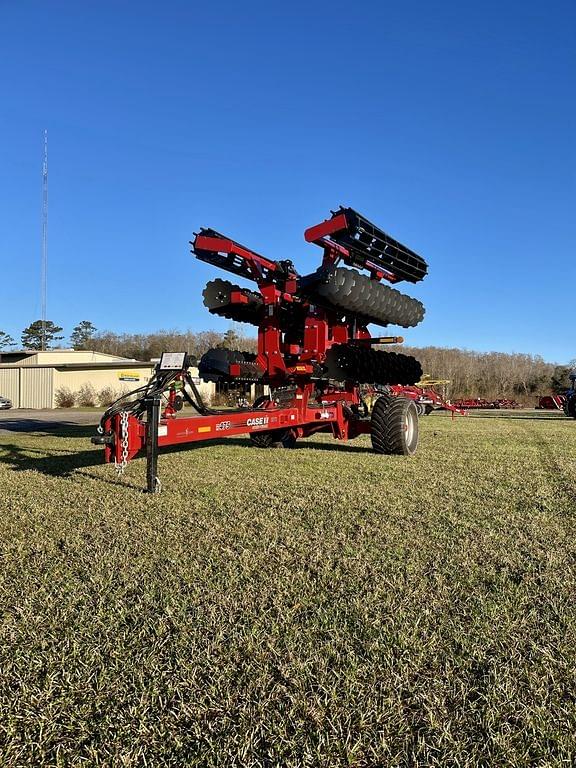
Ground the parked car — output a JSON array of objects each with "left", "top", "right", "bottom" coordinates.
[{"left": 0, "top": 396, "right": 12, "bottom": 409}]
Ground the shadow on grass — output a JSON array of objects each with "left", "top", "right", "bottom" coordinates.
[
  {"left": 0, "top": 442, "right": 104, "bottom": 477},
  {"left": 0, "top": 442, "right": 146, "bottom": 490},
  {"left": 0, "top": 431, "right": 374, "bottom": 482},
  {"left": 0, "top": 421, "right": 98, "bottom": 437},
  {"left": 154, "top": 436, "right": 375, "bottom": 455},
  {"left": 465, "top": 413, "right": 569, "bottom": 421}
]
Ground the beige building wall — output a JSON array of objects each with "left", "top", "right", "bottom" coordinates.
[
  {"left": 0, "top": 357, "right": 216, "bottom": 408},
  {"left": 54, "top": 367, "right": 154, "bottom": 402},
  {"left": 0, "top": 369, "right": 20, "bottom": 407},
  {"left": 21, "top": 368, "right": 54, "bottom": 409},
  {"left": 187, "top": 370, "right": 214, "bottom": 402},
  {"left": 53, "top": 367, "right": 213, "bottom": 404}
]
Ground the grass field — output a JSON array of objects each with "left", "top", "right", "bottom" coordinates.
[{"left": 1, "top": 412, "right": 575, "bottom": 766}]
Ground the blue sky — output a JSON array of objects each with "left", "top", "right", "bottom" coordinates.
[{"left": 1, "top": 0, "right": 574, "bottom": 363}]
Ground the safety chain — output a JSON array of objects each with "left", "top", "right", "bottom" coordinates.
[{"left": 114, "top": 410, "right": 130, "bottom": 476}]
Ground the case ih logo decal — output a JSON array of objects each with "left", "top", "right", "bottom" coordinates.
[
  {"left": 215, "top": 417, "right": 270, "bottom": 431},
  {"left": 247, "top": 416, "right": 269, "bottom": 428}
]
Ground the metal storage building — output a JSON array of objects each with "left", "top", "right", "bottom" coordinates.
[{"left": 0, "top": 350, "right": 214, "bottom": 409}]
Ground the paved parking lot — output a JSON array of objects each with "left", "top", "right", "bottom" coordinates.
[{"left": 0, "top": 409, "right": 103, "bottom": 433}]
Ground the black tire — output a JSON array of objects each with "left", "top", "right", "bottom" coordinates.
[
  {"left": 567, "top": 394, "right": 576, "bottom": 419},
  {"left": 371, "top": 396, "right": 419, "bottom": 456},
  {"left": 424, "top": 404, "right": 434, "bottom": 416},
  {"left": 249, "top": 428, "right": 297, "bottom": 449},
  {"left": 249, "top": 395, "right": 297, "bottom": 448}
]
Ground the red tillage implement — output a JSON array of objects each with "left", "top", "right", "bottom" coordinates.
[
  {"left": 93, "top": 207, "right": 429, "bottom": 492},
  {"left": 538, "top": 395, "right": 566, "bottom": 411},
  {"left": 388, "top": 385, "right": 466, "bottom": 416},
  {"left": 452, "top": 398, "right": 522, "bottom": 410}
]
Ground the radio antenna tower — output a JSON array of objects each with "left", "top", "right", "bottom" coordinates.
[{"left": 41, "top": 130, "right": 48, "bottom": 351}]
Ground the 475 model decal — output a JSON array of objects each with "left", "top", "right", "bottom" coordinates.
[{"left": 214, "top": 416, "right": 270, "bottom": 432}]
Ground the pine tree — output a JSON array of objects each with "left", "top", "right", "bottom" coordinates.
[
  {"left": 0, "top": 331, "right": 15, "bottom": 350},
  {"left": 21, "top": 320, "right": 64, "bottom": 350},
  {"left": 71, "top": 320, "right": 97, "bottom": 350},
  {"left": 217, "top": 329, "right": 241, "bottom": 350}
]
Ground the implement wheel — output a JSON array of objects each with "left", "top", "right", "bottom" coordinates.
[
  {"left": 371, "top": 396, "right": 419, "bottom": 455},
  {"left": 249, "top": 395, "right": 297, "bottom": 448},
  {"left": 249, "top": 429, "right": 297, "bottom": 449},
  {"left": 567, "top": 394, "right": 576, "bottom": 419}
]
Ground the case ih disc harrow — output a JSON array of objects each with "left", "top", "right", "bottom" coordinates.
[{"left": 93, "top": 206, "right": 430, "bottom": 492}]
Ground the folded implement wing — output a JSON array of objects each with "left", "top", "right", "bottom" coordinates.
[{"left": 305, "top": 206, "right": 428, "bottom": 284}]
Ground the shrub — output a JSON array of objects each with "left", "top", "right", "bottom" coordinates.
[
  {"left": 210, "top": 391, "right": 235, "bottom": 407},
  {"left": 76, "top": 383, "right": 97, "bottom": 408},
  {"left": 55, "top": 387, "right": 76, "bottom": 408},
  {"left": 98, "top": 386, "right": 118, "bottom": 407}
]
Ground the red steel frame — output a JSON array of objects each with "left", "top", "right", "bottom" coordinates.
[
  {"left": 102, "top": 229, "right": 377, "bottom": 464},
  {"left": 104, "top": 396, "right": 371, "bottom": 465},
  {"left": 304, "top": 213, "right": 399, "bottom": 283}
]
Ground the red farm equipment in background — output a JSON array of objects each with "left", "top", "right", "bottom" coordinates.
[
  {"left": 451, "top": 398, "right": 522, "bottom": 410},
  {"left": 388, "top": 384, "right": 466, "bottom": 416},
  {"left": 538, "top": 395, "right": 567, "bottom": 411},
  {"left": 93, "top": 207, "right": 430, "bottom": 492},
  {"left": 539, "top": 371, "right": 576, "bottom": 417},
  {"left": 361, "top": 380, "right": 466, "bottom": 416}
]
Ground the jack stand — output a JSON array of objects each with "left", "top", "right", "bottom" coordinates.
[{"left": 145, "top": 395, "right": 161, "bottom": 493}]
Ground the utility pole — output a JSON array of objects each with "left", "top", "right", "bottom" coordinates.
[{"left": 41, "top": 130, "right": 48, "bottom": 351}]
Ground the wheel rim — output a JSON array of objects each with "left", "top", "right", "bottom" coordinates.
[{"left": 404, "top": 409, "right": 416, "bottom": 446}]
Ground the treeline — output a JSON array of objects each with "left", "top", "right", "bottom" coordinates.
[
  {"left": 88, "top": 330, "right": 571, "bottom": 402},
  {"left": 89, "top": 328, "right": 257, "bottom": 362},
  {"left": 390, "top": 346, "right": 571, "bottom": 401}
]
